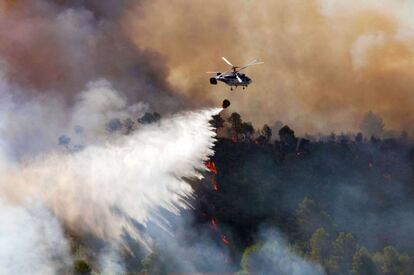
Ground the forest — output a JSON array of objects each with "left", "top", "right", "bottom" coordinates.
[{"left": 70, "top": 111, "right": 414, "bottom": 275}]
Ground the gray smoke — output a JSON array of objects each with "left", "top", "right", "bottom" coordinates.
[{"left": 0, "top": 0, "right": 182, "bottom": 111}]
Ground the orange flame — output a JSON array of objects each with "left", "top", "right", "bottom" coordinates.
[
  {"left": 211, "top": 176, "right": 218, "bottom": 191},
  {"left": 205, "top": 161, "right": 218, "bottom": 174},
  {"left": 211, "top": 217, "right": 217, "bottom": 230},
  {"left": 221, "top": 235, "right": 230, "bottom": 246}
]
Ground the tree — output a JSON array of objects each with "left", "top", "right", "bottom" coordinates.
[
  {"left": 58, "top": 135, "right": 71, "bottom": 148},
  {"left": 355, "top": 132, "right": 363, "bottom": 143},
  {"left": 296, "top": 198, "right": 335, "bottom": 244},
  {"left": 227, "top": 113, "right": 255, "bottom": 140},
  {"left": 260, "top": 124, "right": 272, "bottom": 143},
  {"left": 73, "top": 259, "right": 92, "bottom": 274},
  {"left": 279, "top": 125, "right": 297, "bottom": 152},
  {"left": 228, "top": 112, "right": 243, "bottom": 134},
  {"left": 123, "top": 118, "right": 135, "bottom": 134},
  {"left": 138, "top": 112, "right": 161, "bottom": 124},
  {"left": 240, "top": 243, "right": 263, "bottom": 274},
  {"left": 141, "top": 252, "right": 166, "bottom": 275},
  {"left": 338, "top": 133, "right": 351, "bottom": 145},
  {"left": 74, "top": 125, "right": 84, "bottom": 135},
  {"left": 210, "top": 114, "right": 224, "bottom": 129},
  {"left": 106, "top": 118, "right": 122, "bottom": 132},
  {"left": 361, "top": 111, "right": 384, "bottom": 138},
  {"left": 381, "top": 246, "right": 403, "bottom": 275},
  {"left": 279, "top": 125, "right": 295, "bottom": 142},
  {"left": 241, "top": 122, "right": 255, "bottom": 139},
  {"left": 351, "top": 247, "right": 375, "bottom": 275},
  {"left": 333, "top": 232, "right": 357, "bottom": 273},
  {"left": 308, "top": 228, "right": 334, "bottom": 271}
]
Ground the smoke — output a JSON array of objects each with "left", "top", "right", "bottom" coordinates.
[
  {"left": 2, "top": 0, "right": 413, "bottom": 133},
  {"left": 242, "top": 229, "right": 324, "bottom": 275},
  {"left": 0, "top": 0, "right": 182, "bottom": 111},
  {"left": 0, "top": 77, "right": 149, "bottom": 159},
  {"left": 69, "top": 79, "right": 150, "bottom": 144},
  {"left": 125, "top": 0, "right": 414, "bottom": 135},
  {"left": 0, "top": 200, "right": 70, "bottom": 275}
]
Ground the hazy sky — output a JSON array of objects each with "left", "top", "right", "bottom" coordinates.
[
  {"left": 1, "top": 0, "right": 414, "bottom": 135},
  {"left": 126, "top": 0, "right": 414, "bottom": 135}
]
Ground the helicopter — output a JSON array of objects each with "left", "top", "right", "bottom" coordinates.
[{"left": 207, "top": 57, "right": 263, "bottom": 90}]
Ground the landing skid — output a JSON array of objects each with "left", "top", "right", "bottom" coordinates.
[{"left": 230, "top": 86, "right": 247, "bottom": 91}]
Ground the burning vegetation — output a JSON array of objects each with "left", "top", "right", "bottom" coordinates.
[
  {"left": 188, "top": 111, "right": 414, "bottom": 274},
  {"left": 47, "top": 101, "right": 414, "bottom": 274}
]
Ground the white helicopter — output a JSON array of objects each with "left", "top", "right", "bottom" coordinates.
[{"left": 207, "top": 57, "right": 264, "bottom": 90}]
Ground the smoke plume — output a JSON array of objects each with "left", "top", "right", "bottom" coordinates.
[
  {"left": 0, "top": 0, "right": 182, "bottom": 111},
  {"left": 3, "top": 0, "right": 413, "bottom": 134},
  {"left": 125, "top": 0, "right": 414, "bottom": 135},
  {"left": 242, "top": 229, "right": 324, "bottom": 275}
]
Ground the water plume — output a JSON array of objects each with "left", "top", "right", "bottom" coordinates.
[{"left": 0, "top": 78, "right": 221, "bottom": 271}]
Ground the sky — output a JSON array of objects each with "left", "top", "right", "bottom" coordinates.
[{"left": 126, "top": 0, "right": 414, "bottom": 135}]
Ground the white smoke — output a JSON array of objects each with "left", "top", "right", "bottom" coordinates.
[
  {"left": 350, "top": 32, "right": 386, "bottom": 70},
  {"left": 0, "top": 200, "right": 70, "bottom": 275},
  {"left": 242, "top": 230, "right": 325, "bottom": 275},
  {"left": 69, "top": 79, "right": 150, "bottom": 144}
]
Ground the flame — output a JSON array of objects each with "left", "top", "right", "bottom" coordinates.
[
  {"left": 205, "top": 161, "right": 218, "bottom": 174},
  {"left": 211, "top": 176, "right": 218, "bottom": 192},
  {"left": 211, "top": 217, "right": 217, "bottom": 231},
  {"left": 221, "top": 235, "right": 230, "bottom": 246}
]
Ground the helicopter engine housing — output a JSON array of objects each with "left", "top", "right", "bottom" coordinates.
[{"left": 210, "top": 77, "right": 218, "bottom": 85}]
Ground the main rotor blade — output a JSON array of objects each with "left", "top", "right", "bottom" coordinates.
[
  {"left": 216, "top": 69, "right": 233, "bottom": 77},
  {"left": 238, "top": 61, "right": 264, "bottom": 72},
  {"left": 206, "top": 72, "right": 220, "bottom": 74},
  {"left": 245, "top": 59, "right": 258, "bottom": 66},
  {"left": 222, "top": 57, "right": 234, "bottom": 67}
]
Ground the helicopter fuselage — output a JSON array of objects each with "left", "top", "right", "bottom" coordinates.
[{"left": 210, "top": 73, "right": 252, "bottom": 87}]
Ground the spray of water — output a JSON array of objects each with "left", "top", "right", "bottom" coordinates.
[{"left": 0, "top": 78, "right": 221, "bottom": 272}]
